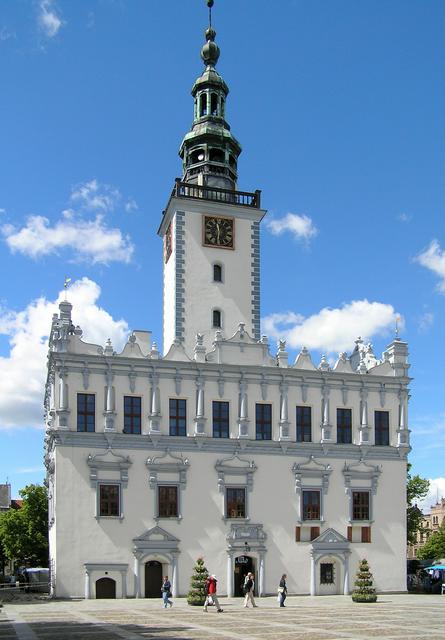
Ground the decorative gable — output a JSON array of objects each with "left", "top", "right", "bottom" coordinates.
[
  {"left": 215, "top": 451, "right": 257, "bottom": 493},
  {"left": 87, "top": 448, "right": 132, "bottom": 487}
]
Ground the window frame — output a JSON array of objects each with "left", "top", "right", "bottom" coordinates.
[
  {"left": 352, "top": 490, "right": 370, "bottom": 521},
  {"left": 97, "top": 482, "right": 121, "bottom": 519},
  {"left": 337, "top": 408, "right": 352, "bottom": 444},
  {"left": 212, "top": 400, "right": 230, "bottom": 438},
  {"left": 77, "top": 393, "right": 96, "bottom": 433},
  {"left": 123, "top": 395, "right": 142, "bottom": 434},
  {"left": 255, "top": 402, "right": 272, "bottom": 441},
  {"left": 157, "top": 484, "right": 179, "bottom": 519},
  {"left": 374, "top": 410, "right": 390, "bottom": 446},
  {"left": 296, "top": 405, "right": 312, "bottom": 442},
  {"left": 169, "top": 398, "right": 187, "bottom": 436},
  {"left": 213, "top": 263, "right": 223, "bottom": 283},
  {"left": 225, "top": 486, "right": 247, "bottom": 520},
  {"left": 212, "top": 308, "right": 222, "bottom": 329},
  {"left": 302, "top": 489, "right": 321, "bottom": 521},
  {"left": 320, "top": 563, "right": 335, "bottom": 585}
]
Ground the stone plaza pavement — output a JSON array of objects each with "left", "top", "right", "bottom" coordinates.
[{"left": 1, "top": 594, "right": 444, "bottom": 640}]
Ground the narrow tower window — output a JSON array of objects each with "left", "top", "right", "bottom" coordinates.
[
  {"left": 213, "top": 263, "right": 222, "bottom": 282},
  {"left": 212, "top": 309, "right": 222, "bottom": 328},
  {"left": 200, "top": 93, "right": 207, "bottom": 116},
  {"left": 221, "top": 97, "right": 225, "bottom": 116},
  {"left": 211, "top": 92, "right": 218, "bottom": 115},
  {"left": 209, "top": 148, "right": 224, "bottom": 163}
]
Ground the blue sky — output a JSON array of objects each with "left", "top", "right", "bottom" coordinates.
[{"left": 0, "top": 0, "right": 444, "bottom": 509}]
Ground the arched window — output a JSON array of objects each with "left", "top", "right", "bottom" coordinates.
[
  {"left": 221, "top": 97, "right": 225, "bottom": 117},
  {"left": 200, "top": 93, "right": 207, "bottom": 116},
  {"left": 191, "top": 149, "right": 205, "bottom": 164},
  {"left": 211, "top": 93, "right": 218, "bottom": 115},
  {"left": 209, "top": 148, "right": 224, "bottom": 163},
  {"left": 213, "top": 264, "right": 222, "bottom": 282},
  {"left": 212, "top": 309, "right": 222, "bottom": 328}
]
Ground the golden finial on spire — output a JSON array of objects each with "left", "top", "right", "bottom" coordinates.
[
  {"left": 395, "top": 315, "right": 401, "bottom": 338},
  {"left": 64, "top": 276, "right": 72, "bottom": 300}
]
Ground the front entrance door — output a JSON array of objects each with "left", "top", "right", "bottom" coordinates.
[
  {"left": 95, "top": 577, "right": 116, "bottom": 599},
  {"left": 234, "top": 555, "right": 256, "bottom": 597},
  {"left": 145, "top": 560, "right": 163, "bottom": 598}
]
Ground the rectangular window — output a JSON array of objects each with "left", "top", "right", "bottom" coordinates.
[
  {"left": 158, "top": 486, "right": 178, "bottom": 518},
  {"left": 226, "top": 487, "right": 246, "bottom": 518},
  {"left": 169, "top": 399, "right": 186, "bottom": 436},
  {"left": 77, "top": 393, "right": 95, "bottom": 432},
  {"left": 361, "top": 526, "right": 371, "bottom": 543},
  {"left": 99, "top": 484, "right": 119, "bottom": 517},
  {"left": 337, "top": 408, "right": 352, "bottom": 444},
  {"left": 213, "top": 401, "right": 229, "bottom": 438},
  {"left": 375, "top": 410, "right": 390, "bottom": 446},
  {"left": 295, "top": 526, "right": 301, "bottom": 542},
  {"left": 347, "top": 526, "right": 352, "bottom": 542},
  {"left": 302, "top": 490, "right": 320, "bottom": 520},
  {"left": 310, "top": 526, "right": 320, "bottom": 541},
  {"left": 256, "top": 403, "right": 272, "bottom": 440},
  {"left": 352, "top": 491, "right": 370, "bottom": 520},
  {"left": 124, "top": 396, "right": 141, "bottom": 434},
  {"left": 296, "top": 406, "right": 312, "bottom": 442},
  {"left": 320, "top": 563, "right": 334, "bottom": 584}
]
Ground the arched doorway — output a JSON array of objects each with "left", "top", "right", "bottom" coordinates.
[
  {"left": 145, "top": 560, "right": 163, "bottom": 598},
  {"left": 234, "top": 555, "right": 256, "bottom": 597},
  {"left": 95, "top": 577, "right": 116, "bottom": 599}
]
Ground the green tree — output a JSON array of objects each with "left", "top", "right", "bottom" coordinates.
[
  {"left": 187, "top": 557, "right": 209, "bottom": 606},
  {"left": 417, "top": 521, "right": 445, "bottom": 561},
  {"left": 406, "top": 463, "right": 429, "bottom": 545},
  {"left": 351, "top": 558, "right": 377, "bottom": 603},
  {"left": 0, "top": 484, "right": 48, "bottom": 567}
]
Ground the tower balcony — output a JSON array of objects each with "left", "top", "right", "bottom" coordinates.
[{"left": 170, "top": 178, "right": 261, "bottom": 209}]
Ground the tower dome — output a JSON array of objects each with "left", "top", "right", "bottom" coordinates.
[{"left": 178, "top": 1, "right": 241, "bottom": 191}]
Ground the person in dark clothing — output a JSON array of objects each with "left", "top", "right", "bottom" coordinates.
[{"left": 278, "top": 574, "right": 287, "bottom": 607}]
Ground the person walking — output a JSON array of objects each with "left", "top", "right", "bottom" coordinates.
[
  {"left": 161, "top": 575, "right": 173, "bottom": 608},
  {"left": 203, "top": 574, "right": 223, "bottom": 612},
  {"left": 243, "top": 572, "right": 257, "bottom": 608},
  {"left": 278, "top": 574, "right": 287, "bottom": 607}
]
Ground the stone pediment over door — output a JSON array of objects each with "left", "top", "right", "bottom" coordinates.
[
  {"left": 133, "top": 525, "right": 180, "bottom": 549},
  {"left": 312, "top": 528, "right": 349, "bottom": 551}
]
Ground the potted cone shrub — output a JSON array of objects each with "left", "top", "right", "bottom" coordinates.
[
  {"left": 187, "top": 557, "right": 209, "bottom": 606},
  {"left": 352, "top": 558, "right": 377, "bottom": 602}
]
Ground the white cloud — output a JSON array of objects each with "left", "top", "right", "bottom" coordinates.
[
  {"left": 70, "top": 179, "right": 121, "bottom": 213},
  {"left": 16, "top": 466, "right": 46, "bottom": 474},
  {"left": 418, "top": 312, "right": 434, "bottom": 332},
  {"left": 262, "top": 300, "right": 398, "bottom": 353},
  {"left": 125, "top": 198, "right": 138, "bottom": 213},
  {"left": 417, "top": 478, "right": 445, "bottom": 513},
  {"left": 415, "top": 240, "right": 445, "bottom": 293},
  {"left": 2, "top": 214, "right": 134, "bottom": 264},
  {"left": 398, "top": 213, "right": 412, "bottom": 223},
  {"left": 38, "top": 0, "right": 63, "bottom": 38},
  {"left": 0, "top": 278, "right": 129, "bottom": 429},
  {"left": 0, "top": 208, "right": 6, "bottom": 215},
  {"left": 265, "top": 213, "right": 318, "bottom": 242},
  {"left": 0, "top": 27, "right": 16, "bottom": 42}
]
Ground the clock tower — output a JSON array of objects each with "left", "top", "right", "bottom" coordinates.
[{"left": 158, "top": 1, "right": 266, "bottom": 356}]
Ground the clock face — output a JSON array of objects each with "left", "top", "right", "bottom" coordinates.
[
  {"left": 203, "top": 216, "right": 234, "bottom": 248},
  {"left": 164, "top": 223, "right": 172, "bottom": 263}
]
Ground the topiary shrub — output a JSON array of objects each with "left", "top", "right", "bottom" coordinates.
[
  {"left": 352, "top": 558, "right": 377, "bottom": 603},
  {"left": 187, "top": 557, "right": 209, "bottom": 606}
]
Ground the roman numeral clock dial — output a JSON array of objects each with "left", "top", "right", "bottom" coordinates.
[{"left": 203, "top": 216, "right": 234, "bottom": 248}]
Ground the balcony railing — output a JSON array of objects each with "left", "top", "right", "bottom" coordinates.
[{"left": 171, "top": 179, "right": 261, "bottom": 209}]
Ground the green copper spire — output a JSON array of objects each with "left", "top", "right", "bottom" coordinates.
[{"left": 179, "top": 0, "right": 242, "bottom": 191}]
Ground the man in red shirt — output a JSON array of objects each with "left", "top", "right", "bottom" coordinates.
[{"left": 203, "top": 574, "right": 223, "bottom": 613}]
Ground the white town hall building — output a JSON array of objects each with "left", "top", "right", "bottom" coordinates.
[{"left": 44, "top": 3, "right": 411, "bottom": 600}]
